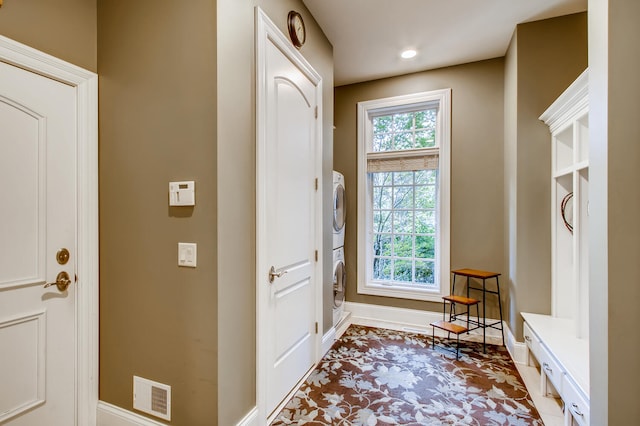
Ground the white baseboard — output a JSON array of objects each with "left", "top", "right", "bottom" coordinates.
[
  {"left": 97, "top": 402, "right": 167, "bottom": 426},
  {"left": 236, "top": 406, "right": 258, "bottom": 426},
  {"left": 98, "top": 401, "right": 260, "bottom": 426},
  {"left": 505, "top": 322, "right": 527, "bottom": 364},
  {"left": 344, "top": 301, "right": 509, "bottom": 346},
  {"left": 335, "top": 310, "right": 352, "bottom": 339},
  {"left": 322, "top": 327, "right": 336, "bottom": 356}
]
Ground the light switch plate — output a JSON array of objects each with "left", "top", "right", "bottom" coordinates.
[{"left": 178, "top": 243, "right": 197, "bottom": 267}]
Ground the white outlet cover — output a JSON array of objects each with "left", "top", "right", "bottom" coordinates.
[{"left": 178, "top": 242, "right": 197, "bottom": 268}]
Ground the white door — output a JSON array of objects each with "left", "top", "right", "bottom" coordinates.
[
  {"left": 0, "top": 59, "right": 77, "bottom": 424},
  {"left": 256, "top": 9, "right": 322, "bottom": 418}
]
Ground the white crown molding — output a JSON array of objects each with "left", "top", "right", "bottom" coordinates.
[{"left": 539, "top": 68, "right": 589, "bottom": 132}]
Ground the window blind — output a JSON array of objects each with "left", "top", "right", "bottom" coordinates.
[{"left": 366, "top": 153, "right": 439, "bottom": 172}]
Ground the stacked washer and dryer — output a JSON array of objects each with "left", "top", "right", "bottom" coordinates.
[{"left": 332, "top": 171, "right": 347, "bottom": 327}]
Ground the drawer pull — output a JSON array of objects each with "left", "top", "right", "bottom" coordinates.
[
  {"left": 543, "top": 362, "right": 553, "bottom": 374},
  {"left": 525, "top": 335, "right": 532, "bottom": 342},
  {"left": 570, "top": 402, "right": 584, "bottom": 417}
]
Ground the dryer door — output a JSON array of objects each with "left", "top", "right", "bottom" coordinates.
[
  {"left": 333, "top": 259, "right": 346, "bottom": 308},
  {"left": 333, "top": 182, "right": 346, "bottom": 232}
]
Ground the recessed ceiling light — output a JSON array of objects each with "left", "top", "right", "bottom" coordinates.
[{"left": 401, "top": 49, "right": 417, "bottom": 59}]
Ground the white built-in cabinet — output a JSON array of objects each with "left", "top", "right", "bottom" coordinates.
[{"left": 522, "top": 69, "right": 590, "bottom": 426}]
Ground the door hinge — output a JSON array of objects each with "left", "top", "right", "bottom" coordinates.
[
  {"left": 315, "top": 322, "right": 318, "bottom": 334},
  {"left": 315, "top": 250, "right": 318, "bottom": 262},
  {"left": 315, "top": 106, "right": 318, "bottom": 119},
  {"left": 315, "top": 178, "right": 318, "bottom": 191}
]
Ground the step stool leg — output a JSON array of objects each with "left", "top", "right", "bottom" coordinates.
[
  {"left": 432, "top": 325, "right": 435, "bottom": 350},
  {"left": 496, "top": 276, "right": 505, "bottom": 346},
  {"left": 466, "top": 300, "right": 470, "bottom": 332},
  {"left": 449, "top": 300, "right": 455, "bottom": 322},
  {"left": 482, "top": 278, "right": 487, "bottom": 353},
  {"left": 443, "top": 298, "right": 447, "bottom": 320},
  {"left": 452, "top": 272, "right": 459, "bottom": 295}
]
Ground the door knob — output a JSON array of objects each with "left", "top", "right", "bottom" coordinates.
[
  {"left": 268, "top": 266, "right": 288, "bottom": 283},
  {"left": 44, "top": 271, "right": 71, "bottom": 292}
]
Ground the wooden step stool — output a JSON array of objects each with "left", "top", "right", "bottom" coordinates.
[
  {"left": 430, "top": 320, "right": 468, "bottom": 360},
  {"left": 442, "top": 294, "right": 481, "bottom": 332},
  {"left": 451, "top": 268, "right": 504, "bottom": 353}
]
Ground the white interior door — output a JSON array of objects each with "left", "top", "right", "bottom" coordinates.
[
  {"left": 0, "top": 59, "right": 77, "bottom": 425},
  {"left": 256, "top": 9, "right": 322, "bottom": 419}
]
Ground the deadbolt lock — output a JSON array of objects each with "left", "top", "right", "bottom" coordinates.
[{"left": 56, "top": 248, "right": 70, "bottom": 265}]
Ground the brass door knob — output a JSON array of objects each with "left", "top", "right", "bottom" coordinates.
[{"left": 44, "top": 271, "right": 71, "bottom": 292}]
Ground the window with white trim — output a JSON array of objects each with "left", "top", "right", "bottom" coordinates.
[{"left": 357, "top": 89, "right": 451, "bottom": 302}]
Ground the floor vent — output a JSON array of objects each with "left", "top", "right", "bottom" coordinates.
[{"left": 133, "top": 376, "right": 171, "bottom": 421}]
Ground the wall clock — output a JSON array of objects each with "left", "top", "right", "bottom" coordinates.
[{"left": 287, "top": 11, "right": 306, "bottom": 49}]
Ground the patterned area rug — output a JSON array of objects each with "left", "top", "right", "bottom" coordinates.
[{"left": 272, "top": 325, "right": 542, "bottom": 425}]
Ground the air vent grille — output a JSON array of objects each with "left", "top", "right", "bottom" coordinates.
[
  {"left": 133, "top": 376, "right": 171, "bottom": 421},
  {"left": 151, "top": 386, "right": 168, "bottom": 415}
]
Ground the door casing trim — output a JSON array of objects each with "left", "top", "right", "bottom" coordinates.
[
  {"left": 0, "top": 35, "right": 99, "bottom": 426},
  {"left": 255, "top": 7, "right": 324, "bottom": 423}
]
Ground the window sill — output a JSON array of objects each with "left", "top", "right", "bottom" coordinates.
[{"left": 358, "top": 282, "right": 448, "bottom": 303}]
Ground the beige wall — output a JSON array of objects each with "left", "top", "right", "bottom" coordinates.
[
  {"left": 590, "top": 0, "right": 640, "bottom": 423},
  {"left": 504, "top": 13, "right": 587, "bottom": 340},
  {"left": 98, "top": 1, "right": 218, "bottom": 424},
  {"left": 334, "top": 59, "right": 505, "bottom": 317},
  {"left": 0, "top": 0, "right": 97, "bottom": 72},
  {"left": 217, "top": 1, "right": 333, "bottom": 424}
]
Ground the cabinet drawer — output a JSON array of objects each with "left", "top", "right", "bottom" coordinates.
[
  {"left": 523, "top": 322, "right": 542, "bottom": 360},
  {"left": 562, "top": 374, "right": 590, "bottom": 426},
  {"left": 537, "top": 344, "right": 563, "bottom": 394}
]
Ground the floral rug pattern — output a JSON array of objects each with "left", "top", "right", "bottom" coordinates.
[{"left": 271, "top": 325, "right": 542, "bottom": 425}]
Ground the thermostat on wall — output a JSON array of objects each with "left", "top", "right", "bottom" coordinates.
[{"left": 169, "top": 181, "right": 195, "bottom": 206}]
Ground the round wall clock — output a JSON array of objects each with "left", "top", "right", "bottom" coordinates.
[{"left": 287, "top": 11, "right": 306, "bottom": 49}]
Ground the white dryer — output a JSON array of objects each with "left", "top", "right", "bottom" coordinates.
[
  {"left": 332, "top": 171, "right": 346, "bottom": 250},
  {"left": 332, "top": 246, "right": 346, "bottom": 326}
]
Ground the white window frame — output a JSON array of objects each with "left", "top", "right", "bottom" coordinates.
[{"left": 357, "top": 89, "right": 451, "bottom": 302}]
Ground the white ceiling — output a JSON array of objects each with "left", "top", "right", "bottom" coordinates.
[{"left": 302, "top": 0, "right": 587, "bottom": 86}]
